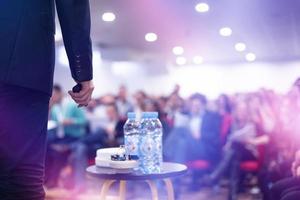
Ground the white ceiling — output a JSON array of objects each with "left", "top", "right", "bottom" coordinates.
[{"left": 58, "top": 0, "right": 300, "bottom": 65}]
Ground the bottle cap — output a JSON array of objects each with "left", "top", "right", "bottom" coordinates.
[
  {"left": 152, "top": 112, "right": 159, "bottom": 118},
  {"left": 141, "top": 112, "right": 158, "bottom": 118},
  {"left": 127, "top": 112, "right": 136, "bottom": 119}
]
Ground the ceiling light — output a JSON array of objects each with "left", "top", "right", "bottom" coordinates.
[
  {"left": 176, "top": 57, "right": 187, "bottom": 65},
  {"left": 195, "top": 3, "right": 210, "bottom": 13},
  {"left": 245, "top": 53, "right": 256, "bottom": 62},
  {"left": 145, "top": 33, "right": 158, "bottom": 42},
  {"left": 235, "top": 43, "right": 246, "bottom": 52},
  {"left": 193, "top": 56, "right": 204, "bottom": 64},
  {"left": 102, "top": 12, "right": 116, "bottom": 22},
  {"left": 172, "top": 46, "right": 184, "bottom": 55},
  {"left": 219, "top": 27, "right": 232, "bottom": 37}
]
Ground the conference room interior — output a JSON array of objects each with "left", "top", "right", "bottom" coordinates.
[{"left": 46, "top": 0, "right": 300, "bottom": 199}]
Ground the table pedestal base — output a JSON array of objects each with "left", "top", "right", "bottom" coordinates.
[{"left": 99, "top": 178, "right": 175, "bottom": 200}]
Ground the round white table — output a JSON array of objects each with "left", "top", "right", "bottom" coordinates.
[{"left": 86, "top": 162, "right": 187, "bottom": 200}]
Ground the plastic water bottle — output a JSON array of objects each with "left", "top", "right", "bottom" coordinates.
[
  {"left": 124, "top": 112, "right": 140, "bottom": 158},
  {"left": 139, "top": 112, "right": 163, "bottom": 174}
]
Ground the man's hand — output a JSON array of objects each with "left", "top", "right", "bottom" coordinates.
[{"left": 68, "top": 81, "right": 94, "bottom": 107}]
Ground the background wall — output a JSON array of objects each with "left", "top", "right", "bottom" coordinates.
[{"left": 54, "top": 48, "right": 300, "bottom": 99}]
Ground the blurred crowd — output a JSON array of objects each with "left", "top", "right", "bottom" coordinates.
[{"left": 46, "top": 78, "right": 300, "bottom": 199}]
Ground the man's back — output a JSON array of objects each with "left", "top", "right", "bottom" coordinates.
[
  {"left": 0, "top": 0, "right": 92, "bottom": 95},
  {"left": 0, "top": 1, "right": 94, "bottom": 199}
]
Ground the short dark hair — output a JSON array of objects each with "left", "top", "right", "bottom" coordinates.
[
  {"left": 53, "top": 84, "right": 62, "bottom": 92},
  {"left": 190, "top": 93, "right": 207, "bottom": 105}
]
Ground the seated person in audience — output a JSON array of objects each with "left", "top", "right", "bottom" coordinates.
[
  {"left": 69, "top": 103, "right": 126, "bottom": 191},
  {"left": 132, "top": 90, "right": 148, "bottom": 118},
  {"left": 116, "top": 85, "right": 134, "bottom": 120},
  {"left": 49, "top": 84, "right": 88, "bottom": 143},
  {"left": 260, "top": 139, "right": 294, "bottom": 200},
  {"left": 269, "top": 79, "right": 300, "bottom": 200},
  {"left": 79, "top": 103, "right": 125, "bottom": 148},
  {"left": 164, "top": 93, "right": 221, "bottom": 165},
  {"left": 165, "top": 92, "right": 186, "bottom": 130},
  {"left": 217, "top": 94, "right": 233, "bottom": 145},
  {"left": 204, "top": 101, "right": 269, "bottom": 200},
  {"left": 85, "top": 98, "right": 112, "bottom": 137},
  {"left": 248, "top": 90, "right": 291, "bottom": 200},
  {"left": 271, "top": 150, "right": 300, "bottom": 200},
  {"left": 144, "top": 98, "right": 171, "bottom": 140},
  {"left": 46, "top": 84, "right": 88, "bottom": 188}
]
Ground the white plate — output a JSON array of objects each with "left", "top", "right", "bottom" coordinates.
[{"left": 109, "top": 160, "right": 138, "bottom": 169}]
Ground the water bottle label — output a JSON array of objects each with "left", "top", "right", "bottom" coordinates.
[
  {"left": 142, "top": 139, "right": 153, "bottom": 154},
  {"left": 126, "top": 140, "right": 138, "bottom": 155}
]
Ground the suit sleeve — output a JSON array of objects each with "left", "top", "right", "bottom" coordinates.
[{"left": 55, "top": 0, "right": 93, "bottom": 82}]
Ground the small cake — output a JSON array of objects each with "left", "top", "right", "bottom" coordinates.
[
  {"left": 95, "top": 147, "right": 125, "bottom": 167},
  {"left": 95, "top": 147, "right": 138, "bottom": 169}
]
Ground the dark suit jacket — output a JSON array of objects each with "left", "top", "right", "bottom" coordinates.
[{"left": 0, "top": 0, "right": 93, "bottom": 95}]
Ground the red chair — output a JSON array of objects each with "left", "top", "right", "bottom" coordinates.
[
  {"left": 187, "top": 160, "right": 211, "bottom": 170},
  {"left": 88, "top": 158, "right": 95, "bottom": 166},
  {"left": 240, "top": 144, "right": 265, "bottom": 172},
  {"left": 186, "top": 160, "right": 212, "bottom": 187},
  {"left": 240, "top": 161, "right": 260, "bottom": 172}
]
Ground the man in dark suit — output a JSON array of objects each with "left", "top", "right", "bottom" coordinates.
[
  {"left": 0, "top": 0, "right": 94, "bottom": 199},
  {"left": 164, "top": 93, "right": 222, "bottom": 164}
]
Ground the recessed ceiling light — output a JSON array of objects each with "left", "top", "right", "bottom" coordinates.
[
  {"left": 195, "top": 3, "right": 210, "bottom": 13},
  {"left": 193, "top": 56, "right": 204, "bottom": 64},
  {"left": 172, "top": 46, "right": 184, "bottom": 55},
  {"left": 235, "top": 43, "right": 246, "bottom": 52},
  {"left": 145, "top": 33, "right": 158, "bottom": 42},
  {"left": 176, "top": 57, "right": 187, "bottom": 65},
  {"left": 102, "top": 12, "right": 116, "bottom": 22},
  {"left": 245, "top": 53, "right": 256, "bottom": 62},
  {"left": 219, "top": 27, "right": 232, "bottom": 37}
]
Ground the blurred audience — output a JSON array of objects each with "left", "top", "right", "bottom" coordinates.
[
  {"left": 217, "top": 94, "right": 233, "bottom": 145},
  {"left": 49, "top": 84, "right": 87, "bottom": 141},
  {"left": 164, "top": 93, "right": 221, "bottom": 164},
  {"left": 270, "top": 150, "right": 300, "bottom": 200},
  {"left": 116, "top": 85, "right": 133, "bottom": 119},
  {"left": 204, "top": 101, "right": 265, "bottom": 199},
  {"left": 45, "top": 78, "right": 300, "bottom": 199},
  {"left": 46, "top": 84, "right": 88, "bottom": 188},
  {"left": 69, "top": 103, "right": 126, "bottom": 191}
]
